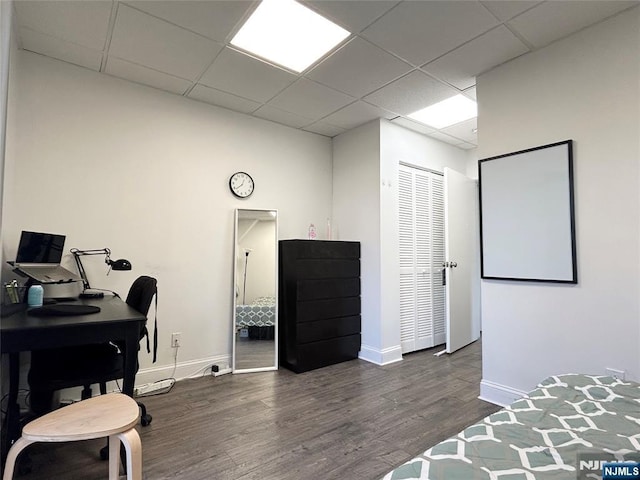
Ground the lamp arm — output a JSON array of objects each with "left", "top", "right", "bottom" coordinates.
[{"left": 70, "top": 248, "right": 112, "bottom": 291}]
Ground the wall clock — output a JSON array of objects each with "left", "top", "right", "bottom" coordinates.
[{"left": 229, "top": 171, "right": 255, "bottom": 198}]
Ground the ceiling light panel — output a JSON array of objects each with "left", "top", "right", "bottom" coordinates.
[
  {"left": 231, "top": 0, "right": 350, "bottom": 73},
  {"left": 408, "top": 95, "right": 477, "bottom": 129}
]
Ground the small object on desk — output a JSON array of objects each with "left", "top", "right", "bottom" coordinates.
[
  {"left": 4, "top": 280, "right": 20, "bottom": 303},
  {"left": 28, "top": 304, "right": 101, "bottom": 316},
  {"left": 27, "top": 285, "right": 44, "bottom": 308},
  {"left": 79, "top": 290, "right": 105, "bottom": 299}
]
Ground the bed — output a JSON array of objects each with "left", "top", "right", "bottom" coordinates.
[
  {"left": 235, "top": 296, "right": 276, "bottom": 339},
  {"left": 382, "top": 374, "right": 640, "bottom": 480}
]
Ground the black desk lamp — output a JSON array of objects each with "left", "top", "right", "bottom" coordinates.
[{"left": 70, "top": 248, "right": 132, "bottom": 298}]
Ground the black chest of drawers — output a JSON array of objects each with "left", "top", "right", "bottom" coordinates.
[{"left": 278, "top": 240, "right": 361, "bottom": 373}]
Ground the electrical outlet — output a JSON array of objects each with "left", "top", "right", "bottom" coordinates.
[
  {"left": 605, "top": 368, "right": 625, "bottom": 380},
  {"left": 171, "top": 332, "right": 182, "bottom": 348}
]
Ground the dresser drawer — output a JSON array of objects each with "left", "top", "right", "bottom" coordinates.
[
  {"left": 280, "top": 240, "right": 360, "bottom": 259},
  {"left": 288, "top": 334, "right": 361, "bottom": 373},
  {"left": 295, "top": 259, "right": 360, "bottom": 280},
  {"left": 296, "top": 297, "right": 360, "bottom": 323},
  {"left": 297, "top": 316, "right": 360, "bottom": 344},
  {"left": 296, "top": 278, "right": 360, "bottom": 301}
]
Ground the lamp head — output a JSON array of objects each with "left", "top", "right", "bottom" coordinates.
[{"left": 108, "top": 258, "right": 132, "bottom": 271}]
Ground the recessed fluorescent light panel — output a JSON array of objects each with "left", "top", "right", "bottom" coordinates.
[
  {"left": 230, "top": 0, "right": 350, "bottom": 73},
  {"left": 408, "top": 95, "right": 478, "bottom": 129}
]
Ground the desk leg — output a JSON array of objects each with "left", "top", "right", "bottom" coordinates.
[
  {"left": 2, "top": 353, "right": 21, "bottom": 463},
  {"left": 122, "top": 328, "right": 138, "bottom": 397}
]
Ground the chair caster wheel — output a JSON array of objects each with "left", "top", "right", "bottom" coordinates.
[
  {"left": 141, "top": 414, "right": 152, "bottom": 426},
  {"left": 100, "top": 445, "right": 109, "bottom": 460}
]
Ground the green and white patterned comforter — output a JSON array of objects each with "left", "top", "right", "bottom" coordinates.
[{"left": 382, "top": 374, "right": 640, "bottom": 480}]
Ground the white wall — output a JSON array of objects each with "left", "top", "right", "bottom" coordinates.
[
  {"left": 332, "top": 121, "right": 382, "bottom": 360},
  {"left": 466, "top": 149, "right": 478, "bottom": 179},
  {"left": 3, "top": 51, "right": 332, "bottom": 387},
  {"left": 477, "top": 7, "right": 640, "bottom": 405},
  {"left": 0, "top": 0, "right": 12, "bottom": 252},
  {"left": 333, "top": 119, "right": 469, "bottom": 365}
]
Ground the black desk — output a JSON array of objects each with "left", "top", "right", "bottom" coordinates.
[{"left": 0, "top": 296, "right": 146, "bottom": 460}]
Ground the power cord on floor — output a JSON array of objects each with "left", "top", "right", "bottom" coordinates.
[{"left": 134, "top": 346, "right": 178, "bottom": 398}]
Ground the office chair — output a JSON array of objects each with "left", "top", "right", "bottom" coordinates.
[{"left": 27, "top": 276, "right": 158, "bottom": 429}]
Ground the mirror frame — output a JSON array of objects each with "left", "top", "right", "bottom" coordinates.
[{"left": 232, "top": 208, "right": 279, "bottom": 373}]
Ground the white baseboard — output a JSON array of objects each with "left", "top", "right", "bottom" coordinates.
[
  {"left": 135, "top": 353, "right": 231, "bottom": 384},
  {"left": 359, "top": 344, "right": 403, "bottom": 366},
  {"left": 57, "top": 354, "right": 231, "bottom": 403},
  {"left": 479, "top": 379, "right": 527, "bottom": 407}
]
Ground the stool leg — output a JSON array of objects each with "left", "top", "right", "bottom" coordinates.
[
  {"left": 3, "top": 437, "right": 35, "bottom": 480},
  {"left": 108, "top": 435, "right": 121, "bottom": 480},
  {"left": 116, "top": 429, "right": 142, "bottom": 480}
]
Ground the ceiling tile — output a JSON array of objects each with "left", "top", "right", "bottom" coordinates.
[
  {"left": 268, "top": 79, "right": 355, "bottom": 120},
  {"left": 361, "top": 1, "right": 499, "bottom": 65},
  {"left": 20, "top": 28, "right": 103, "bottom": 71},
  {"left": 109, "top": 4, "right": 222, "bottom": 80},
  {"left": 199, "top": 48, "right": 296, "bottom": 103},
  {"left": 307, "top": 37, "right": 412, "bottom": 98},
  {"left": 105, "top": 56, "right": 192, "bottom": 94},
  {"left": 123, "top": 0, "right": 252, "bottom": 42},
  {"left": 253, "top": 105, "right": 314, "bottom": 129},
  {"left": 14, "top": 0, "right": 112, "bottom": 51},
  {"left": 508, "top": 1, "right": 637, "bottom": 48},
  {"left": 422, "top": 26, "right": 529, "bottom": 90},
  {"left": 440, "top": 118, "right": 478, "bottom": 143},
  {"left": 480, "top": 1, "right": 542, "bottom": 22},
  {"left": 391, "top": 117, "right": 437, "bottom": 136},
  {"left": 303, "top": 122, "right": 347, "bottom": 137},
  {"left": 302, "top": 1, "right": 400, "bottom": 33},
  {"left": 322, "top": 101, "right": 395, "bottom": 130},
  {"left": 188, "top": 84, "right": 261, "bottom": 114},
  {"left": 456, "top": 142, "right": 476, "bottom": 150},
  {"left": 363, "top": 71, "right": 458, "bottom": 116}
]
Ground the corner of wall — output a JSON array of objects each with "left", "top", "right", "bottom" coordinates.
[
  {"left": 479, "top": 378, "right": 527, "bottom": 407},
  {"left": 359, "top": 344, "right": 403, "bottom": 366}
]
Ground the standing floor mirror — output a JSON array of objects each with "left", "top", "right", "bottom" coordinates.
[{"left": 232, "top": 209, "right": 278, "bottom": 373}]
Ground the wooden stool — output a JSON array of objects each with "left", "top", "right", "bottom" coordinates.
[{"left": 3, "top": 393, "right": 142, "bottom": 480}]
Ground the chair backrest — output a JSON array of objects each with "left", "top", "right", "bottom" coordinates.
[
  {"left": 125, "top": 275, "right": 158, "bottom": 362},
  {"left": 125, "top": 276, "right": 157, "bottom": 315}
]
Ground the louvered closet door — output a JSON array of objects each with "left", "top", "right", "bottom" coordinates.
[{"left": 399, "top": 165, "right": 446, "bottom": 354}]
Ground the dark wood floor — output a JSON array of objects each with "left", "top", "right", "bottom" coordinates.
[{"left": 16, "top": 340, "right": 499, "bottom": 480}]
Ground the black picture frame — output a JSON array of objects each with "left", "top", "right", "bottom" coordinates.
[{"left": 478, "top": 140, "right": 577, "bottom": 283}]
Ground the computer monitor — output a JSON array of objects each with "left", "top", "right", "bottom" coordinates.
[{"left": 16, "top": 231, "right": 66, "bottom": 264}]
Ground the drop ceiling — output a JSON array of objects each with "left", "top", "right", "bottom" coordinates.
[{"left": 12, "top": 0, "right": 637, "bottom": 147}]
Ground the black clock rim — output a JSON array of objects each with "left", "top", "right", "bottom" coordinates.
[{"left": 229, "top": 171, "right": 254, "bottom": 198}]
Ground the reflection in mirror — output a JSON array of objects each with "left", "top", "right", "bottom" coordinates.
[{"left": 232, "top": 209, "right": 278, "bottom": 373}]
